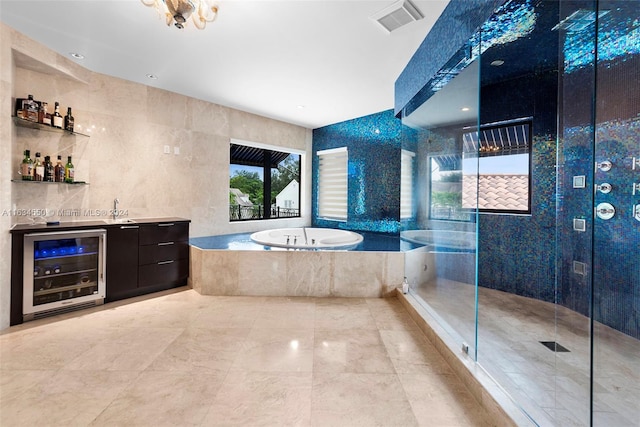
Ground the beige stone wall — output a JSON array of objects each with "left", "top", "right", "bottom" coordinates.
[{"left": 0, "top": 23, "right": 312, "bottom": 330}]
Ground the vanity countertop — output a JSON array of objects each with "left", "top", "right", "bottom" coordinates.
[{"left": 10, "top": 217, "right": 190, "bottom": 234}]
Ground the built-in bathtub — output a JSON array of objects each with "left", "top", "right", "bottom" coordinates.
[
  {"left": 250, "top": 227, "right": 363, "bottom": 249},
  {"left": 189, "top": 229, "right": 410, "bottom": 298}
]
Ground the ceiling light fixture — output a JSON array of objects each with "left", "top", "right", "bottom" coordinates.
[
  {"left": 491, "top": 59, "right": 505, "bottom": 66},
  {"left": 141, "top": 0, "right": 219, "bottom": 30},
  {"left": 69, "top": 52, "right": 85, "bottom": 60},
  {"left": 146, "top": 74, "right": 158, "bottom": 79}
]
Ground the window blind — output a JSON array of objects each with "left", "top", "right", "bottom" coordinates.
[
  {"left": 317, "top": 147, "right": 348, "bottom": 220},
  {"left": 401, "top": 149, "right": 415, "bottom": 219}
]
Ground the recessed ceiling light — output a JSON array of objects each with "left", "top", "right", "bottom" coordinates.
[
  {"left": 296, "top": 105, "right": 305, "bottom": 109},
  {"left": 69, "top": 52, "right": 84, "bottom": 60},
  {"left": 491, "top": 59, "right": 505, "bottom": 66},
  {"left": 461, "top": 107, "right": 471, "bottom": 112},
  {"left": 146, "top": 74, "right": 158, "bottom": 80}
]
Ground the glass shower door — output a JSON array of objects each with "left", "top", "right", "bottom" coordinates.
[{"left": 590, "top": 0, "right": 640, "bottom": 424}]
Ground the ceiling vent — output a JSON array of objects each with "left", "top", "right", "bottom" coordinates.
[{"left": 371, "top": 0, "right": 424, "bottom": 33}]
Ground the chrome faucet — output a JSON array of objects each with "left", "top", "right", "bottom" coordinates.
[
  {"left": 113, "top": 198, "right": 119, "bottom": 220},
  {"left": 302, "top": 227, "right": 308, "bottom": 245}
]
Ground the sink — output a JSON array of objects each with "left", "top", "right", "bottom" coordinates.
[{"left": 102, "top": 218, "right": 137, "bottom": 224}]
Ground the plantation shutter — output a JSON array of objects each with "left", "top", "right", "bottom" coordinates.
[
  {"left": 317, "top": 147, "right": 348, "bottom": 220},
  {"left": 401, "top": 149, "right": 415, "bottom": 219}
]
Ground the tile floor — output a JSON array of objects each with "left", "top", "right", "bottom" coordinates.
[
  {"left": 1, "top": 288, "right": 495, "bottom": 426},
  {"left": 413, "top": 279, "right": 640, "bottom": 427}
]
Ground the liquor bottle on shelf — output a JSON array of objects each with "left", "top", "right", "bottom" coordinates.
[
  {"left": 23, "top": 95, "right": 39, "bottom": 122},
  {"left": 21, "top": 149, "right": 34, "bottom": 181},
  {"left": 44, "top": 155, "right": 54, "bottom": 182},
  {"left": 52, "top": 102, "right": 63, "bottom": 129},
  {"left": 34, "top": 152, "right": 44, "bottom": 181},
  {"left": 64, "top": 156, "right": 74, "bottom": 183},
  {"left": 64, "top": 107, "right": 74, "bottom": 132},
  {"left": 39, "top": 102, "right": 52, "bottom": 126},
  {"left": 54, "top": 155, "right": 64, "bottom": 182}
]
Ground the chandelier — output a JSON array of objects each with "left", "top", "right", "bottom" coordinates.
[{"left": 142, "top": 0, "right": 219, "bottom": 30}]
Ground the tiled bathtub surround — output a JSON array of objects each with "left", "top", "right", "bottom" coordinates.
[{"left": 190, "top": 246, "right": 405, "bottom": 298}]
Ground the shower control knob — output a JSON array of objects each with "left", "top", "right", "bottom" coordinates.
[
  {"left": 597, "top": 160, "right": 612, "bottom": 172},
  {"left": 597, "top": 183, "right": 612, "bottom": 194},
  {"left": 596, "top": 202, "right": 615, "bottom": 220}
]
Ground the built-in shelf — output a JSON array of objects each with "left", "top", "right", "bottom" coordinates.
[
  {"left": 11, "top": 180, "right": 89, "bottom": 185},
  {"left": 12, "top": 116, "right": 90, "bottom": 138}
]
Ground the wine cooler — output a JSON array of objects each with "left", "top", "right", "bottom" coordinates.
[{"left": 23, "top": 229, "right": 106, "bottom": 321}]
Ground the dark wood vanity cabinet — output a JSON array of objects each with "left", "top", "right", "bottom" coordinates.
[
  {"left": 105, "top": 219, "right": 190, "bottom": 302},
  {"left": 11, "top": 218, "right": 190, "bottom": 324},
  {"left": 105, "top": 225, "right": 139, "bottom": 302},
  {"left": 138, "top": 222, "right": 189, "bottom": 288}
]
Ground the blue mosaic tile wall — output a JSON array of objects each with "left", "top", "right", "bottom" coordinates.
[
  {"left": 395, "top": 0, "right": 506, "bottom": 116},
  {"left": 476, "top": 64, "right": 559, "bottom": 302},
  {"left": 312, "top": 110, "right": 416, "bottom": 234},
  {"left": 557, "top": 26, "right": 640, "bottom": 339}
]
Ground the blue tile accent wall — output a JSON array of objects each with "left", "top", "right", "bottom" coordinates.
[
  {"left": 394, "top": 0, "right": 506, "bottom": 116},
  {"left": 312, "top": 110, "right": 416, "bottom": 234}
]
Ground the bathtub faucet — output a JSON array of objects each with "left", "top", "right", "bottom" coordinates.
[{"left": 302, "top": 227, "right": 308, "bottom": 245}]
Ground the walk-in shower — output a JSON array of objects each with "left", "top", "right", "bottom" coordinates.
[{"left": 399, "top": 0, "right": 639, "bottom": 424}]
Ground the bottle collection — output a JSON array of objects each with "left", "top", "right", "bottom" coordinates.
[
  {"left": 15, "top": 94, "right": 74, "bottom": 132},
  {"left": 21, "top": 149, "right": 74, "bottom": 183}
]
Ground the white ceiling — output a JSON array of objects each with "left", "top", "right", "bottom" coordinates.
[{"left": 0, "top": 0, "right": 449, "bottom": 129}]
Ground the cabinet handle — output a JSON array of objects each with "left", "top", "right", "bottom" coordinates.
[
  {"left": 120, "top": 225, "right": 139, "bottom": 229},
  {"left": 158, "top": 223, "right": 174, "bottom": 227},
  {"left": 158, "top": 260, "right": 174, "bottom": 265},
  {"left": 158, "top": 242, "right": 174, "bottom": 246}
]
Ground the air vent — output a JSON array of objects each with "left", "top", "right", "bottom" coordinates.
[{"left": 371, "top": 0, "right": 424, "bottom": 33}]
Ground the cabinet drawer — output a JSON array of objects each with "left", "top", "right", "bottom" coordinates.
[
  {"left": 139, "top": 222, "right": 188, "bottom": 245},
  {"left": 138, "top": 259, "right": 189, "bottom": 288},
  {"left": 138, "top": 241, "right": 189, "bottom": 265}
]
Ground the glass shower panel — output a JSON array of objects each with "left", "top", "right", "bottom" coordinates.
[
  {"left": 474, "top": 1, "right": 563, "bottom": 423},
  {"left": 401, "top": 39, "right": 480, "bottom": 357},
  {"left": 591, "top": 0, "right": 640, "bottom": 424},
  {"left": 556, "top": 0, "right": 597, "bottom": 424}
]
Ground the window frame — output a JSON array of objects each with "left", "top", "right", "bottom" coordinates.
[
  {"left": 428, "top": 119, "right": 533, "bottom": 220},
  {"left": 229, "top": 139, "right": 302, "bottom": 222}
]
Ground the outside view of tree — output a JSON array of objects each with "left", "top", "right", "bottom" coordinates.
[{"left": 229, "top": 152, "right": 300, "bottom": 220}]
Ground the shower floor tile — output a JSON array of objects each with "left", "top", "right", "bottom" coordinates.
[{"left": 414, "top": 279, "right": 640, "bottom": 426}]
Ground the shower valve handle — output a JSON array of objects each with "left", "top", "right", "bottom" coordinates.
[{"left": 597, "top": 160, "right": 612, "bottom": 172}]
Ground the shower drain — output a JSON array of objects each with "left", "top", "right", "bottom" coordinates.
[{"left": 540, "top": 341, "right": 570, "bottom": 352}]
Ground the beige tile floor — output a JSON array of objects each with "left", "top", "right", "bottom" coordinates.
[
  {"left": 1, "top": 288, "right": 495, "bottom": 426},
  {"left": 413, "top": 279, "right": 640, "bottom": 427}
]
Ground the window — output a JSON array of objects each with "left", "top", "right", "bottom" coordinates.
[
  {"left": 430, "top": 120, "right": 532, "bottom": 219},
  {"left": 229, "top": 140, "right": 301, "bottom": 221},
  {"left": 400, "top": 150, "right": 415, "bottom": 219},
  {"left": 317, "top": 147, "right": 348, "bottom": 221}
]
